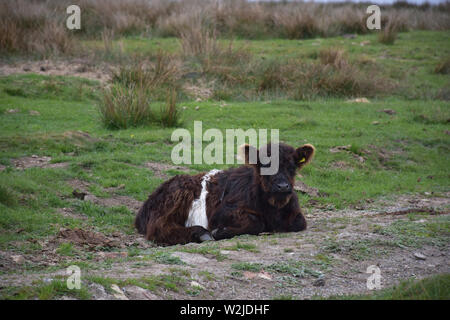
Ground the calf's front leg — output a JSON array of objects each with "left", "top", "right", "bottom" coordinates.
[{"left": 210, "top": 209, "right": 265, "bottom": 241}]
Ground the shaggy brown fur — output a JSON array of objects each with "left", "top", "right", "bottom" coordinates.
[{"left": 135, "top": 142, "right": 315, "bottom": 245}]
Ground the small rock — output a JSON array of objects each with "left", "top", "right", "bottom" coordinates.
[
  {"left": 23, "top": 66, "right": 31, "bottom": 72},
  {"left": 29, "top": 110, "right": 40, "bottom": 116},
  {"left": 182, "top": 106, "right": 187, "bottom": 110},
  {"left": 88, "top": 283, "right": 110, "bottom": 300},
  {"left": 111, "top": 284, "right": 128, "bottom": 300},
  {"left": 11, "top": 255, "right": 25, "bottom": 264},
  {"left": 372, "top": 121, "right": 380, "bottom": 125},
  {"left": 313, "top": 278, "right": 325, "bottom": 287},
  {"left": 195, "top": 106, "right": 200, "bottom": 111},
  {"left": 124, "top": 286, "right": 159, "bottom": 300},
  {"left": 414, "top": 252, "right": 427, "bottom": 260},
  {"left": 190, "top": 281, "right": 205, "bottom": 290},
  {"left": 6, "top": 109, "right": 19, "bottom": 114}
]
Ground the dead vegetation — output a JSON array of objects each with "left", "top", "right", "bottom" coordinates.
[
  {"left": 104, "top": 45, "right": 392, "bottom": 104},
  {"left": 1, "top": 0, "right": 449, "bottom": 56}
]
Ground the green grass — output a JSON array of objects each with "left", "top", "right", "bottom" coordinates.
[
  {"left": 327, "top": 274, "right": 450, "bottom": 300},
  {"left": 0, "top": 31, "right": 449, "bottom": 284},
  {"left": 0, "top": 279, "right": 92, "bottom": 300},
  {"left": 231, "top": 262, "right": 263, "bottom": 272},
  {"left": 223, "top": 241, "right": 259, "bottom": 253},
  {"left": 83, "top": 31, "right": 450, "bottom": 100},
  {"left": 373, "top": 215, "right": 450, "bottom": 248},
  {"left": 56, "top": 243, "right": 76, "bottom": 256}
]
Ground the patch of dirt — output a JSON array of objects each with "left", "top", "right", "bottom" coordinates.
[
  {"left": 55, "top": 228, "right": 121, "bottom": 249},
  {"left": 329, "top": 145, "right": 351, "bottom": 153},
  {"left": 62, "top": 130, "right": 99, "bottom": 146},
  {"left": 86, "top": 194, "right": 142, "bottom": 212},
  {"left": 143, "top": 161, "right": 191, "bottom": 179},
  {"left": 294, "top": 180, "right": 328, "bottom": 197},
  {"left": 55, "top": 207, "right": 88, "bottom": 220},
  {"left": 67, "top": 179, "right": 142, "bottom": 212},
  {"left": 12, "top": 155, "right": 69, "bottom": 170},
  {"left": 0, "top": 59, "right": 111, "bottom": 83},
  {"left": 330, "top": 161, "right": 353, "bottom": 170},
  {"left": 378, "top": 109, "right": 397, "bottom": 115},
  {"left": 182, "top": 79, "right": 215, "bottom": 100}
]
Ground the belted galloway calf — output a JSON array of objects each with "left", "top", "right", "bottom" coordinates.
[{"left": 135, "top": 142, "right": 315, "bottom": 245}]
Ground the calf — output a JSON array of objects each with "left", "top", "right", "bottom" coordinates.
[{"left": 135, "top": 142, "right": 315, "bottom": 245}]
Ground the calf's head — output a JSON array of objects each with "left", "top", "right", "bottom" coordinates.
[{"left": 240, "top": 142, "right": 315, "bottom": 208}]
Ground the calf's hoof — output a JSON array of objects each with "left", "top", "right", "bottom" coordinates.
[{"left": 199, "top": 233, "right": 214, "bottom": 242}]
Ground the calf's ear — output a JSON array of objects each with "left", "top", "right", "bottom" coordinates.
[
  {"left": 238, "top": 144, "right": 259, "bottom": 166},
  {"left": 295, "top": 144, "right": 315, "bottom": 168}
]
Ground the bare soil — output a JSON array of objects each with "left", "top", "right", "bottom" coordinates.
[
  {"left": 0, "top": 190, "right": 448, "bottom": 300},
  {"left": 0, "top": 59, "right": 111, "bottom": 83}
]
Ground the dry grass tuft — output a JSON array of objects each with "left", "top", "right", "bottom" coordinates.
[
  {"left": 434, "top": 57, "right": 450, "bottom": 75},
  {"left": 160, "top": 89, "right": 181, "bottom": 127},
  {"left": 99, "top": 83, "right": 154, "bottom": 129},
  {"left": 378, "top": 19, "right": 399, "bottom": 45}
]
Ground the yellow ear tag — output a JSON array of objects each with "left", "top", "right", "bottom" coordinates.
[{"left": 299, "top": 157, "right": 306, "bottom": 163}]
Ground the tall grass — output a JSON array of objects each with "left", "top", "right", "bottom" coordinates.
[
  {"left": 1, "top": 0, "right": 449, "bottom": 56},
  {"left": 98, "top": 83, "right": 154, "bottom": 129},
  {"left": 160, "top": 89, "right": 181, "bottom": 127},
  {"left": 378, "top": 20, "right": 398, "bottom": 45},
  {"left": 0, "top": 0, "right": 75, "bottom": 55}
]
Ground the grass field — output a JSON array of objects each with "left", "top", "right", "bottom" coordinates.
[{"left": 0, "top": 26, "right": 449, "bottom": 300}]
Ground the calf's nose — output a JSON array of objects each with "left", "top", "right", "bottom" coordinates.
[{"left": 276, "top": 182, "right": 291, "bottom": 192}]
